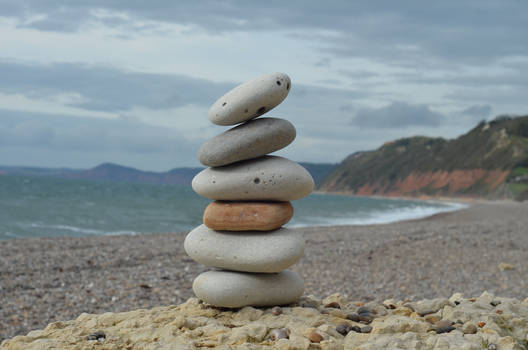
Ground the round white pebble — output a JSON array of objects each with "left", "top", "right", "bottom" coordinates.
[
  {"left": 198, "top": 117, "right": 296, "bottom": 167},
  {"left": 209, "top": 73, "right": 291, "bottom": 125},
  {"left": 193, "top": 270, "right": 304, "bottom": 308},
  {"left": 184, "top": 225, "right": 305, "bottom": 273},
  {"left": 191, "top": 156, "right": 314, "bottom": 201}
]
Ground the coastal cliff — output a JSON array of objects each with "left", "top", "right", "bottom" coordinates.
[{"left": 320, "top": 115, "right": 528, "bottom": 200}]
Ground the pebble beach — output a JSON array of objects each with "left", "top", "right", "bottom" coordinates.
[{"left": 1, "top": 200, "right": 527, "bottom": 342}]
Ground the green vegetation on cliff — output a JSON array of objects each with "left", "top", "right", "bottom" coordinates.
[{"left": 320, "top": 115, "right": 528, "bottom": 200}]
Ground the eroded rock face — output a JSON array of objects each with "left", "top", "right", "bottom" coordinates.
[
  {"left": 322, "top": 169, "right": 511, "bottom": 198},
  {"left": 3, "top": 292, "right": 528, "bottom": 350}
]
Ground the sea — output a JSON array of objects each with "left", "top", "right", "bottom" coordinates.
[{"left": 0, "top": 175, "right": 466, "bottom": 240}]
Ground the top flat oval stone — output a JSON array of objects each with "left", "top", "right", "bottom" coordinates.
[
  {"left": 209, "top": 72, "right": 291, "bottom": 125},
  {"left": 198, "top": 117, "right": 296, "bottom": 167},
  {"left": 192, "top": 156, "right": 314, "bottom": 201}
]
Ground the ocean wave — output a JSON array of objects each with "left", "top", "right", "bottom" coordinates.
[
  {"left": 0, "top": 231, "right": 21, "bottom": 239},
  {"left": 103, "top": 230, "right": 139, "bottom": 236},
  {"left": 21, "top": 223, "right": 139, "bottom": 236},
  {"left": 287, "top": 202, "right": 467, "bottom": 227}
]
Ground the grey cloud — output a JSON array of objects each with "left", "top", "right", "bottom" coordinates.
[
  {"left": 2, "top": 1, "right": 527, "bottom": 66},
  {"left": 0, "top": 60, "right": 382, "bottom": 166},
  {"left": 20, "top": 12, "right": 86, "bottom": 32},
  {"left": 351, "top": 102, "right": 445, "bottom": 129},
  {"left": 444, "top": 87, "right": 527, "bottom": 108},
  {"left": 0, "top": 61, "right": 232, "bottom": 112},
  {"left": 3, "top": 1, "right": 528, "bottom": 116},
  {"left": 314, "top": 58, "right": 331, "bottom": 67},
  {"left": 339, "top": 104, "right": 354, "bottom": 113},
  {"left": 0, "top": 61, "right": 370, "bottom": 118},
  {"left": 315, "top": 79, "right": 344, "bottom": 85},
  {"left": 279, "top": 83, "right": 368, "bottom": 131},
  {"left": 391, "top": 69, "right": 528, "bottom": 88},
  {"left": 460, "top": 105, "right": 493, "bottom": 119},
  {"left": 0, "top": 109, "right": 198, "bottom": 158},
  {"left": 338, "top": 69, "right": 379, "bottom": 80}
]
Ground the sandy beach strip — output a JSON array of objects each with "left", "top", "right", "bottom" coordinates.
[{"left": 1, "top": 200, "right": 527, "bottom": 341}]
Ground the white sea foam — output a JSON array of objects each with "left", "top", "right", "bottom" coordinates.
[
  {"left": 288, "top": 201, "right": 467, "bottom": 227},
  {"left": 104, "top": 230, "right": 139, "bottom": 236},
  {"left": 21, "top": 223, "right": 138, "bottom": 236},
  {"left": 3, "top": 231, "right": 21, "bottom": 238}
]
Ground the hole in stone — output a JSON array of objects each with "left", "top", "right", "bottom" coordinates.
[
  {"left": 244, "top": 108, "right": 248, "bottom": 113},
  {"left": 222, "top": 102, "right": 227, "bottom": 107},
  {"left": 287, "top": 82, "right": 290, "bottom": 90},
  {"left": 276, "top": 80, "right": 281, "bottom": 86},
  {"left": 257, "top": 106, "right": 266, "bottom": 114},
  {"left": 253, "top": 177, "right": 260, "bottom": 184}
]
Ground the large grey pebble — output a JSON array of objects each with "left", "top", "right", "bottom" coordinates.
[
  {"left": 192, "top": 156, "right": 314, "bottom": 201},
  {"left": 198, "top": 117, "right": 296, "bottom": 167},
  {"left": 209, "top": 73, "right": 291, "bottom": 126},
  {"left": 184, "top": 225, "right": 305, "bottom": 273},
  {"left": 193, "top": 270, "right": 304, "bottom": 308}
]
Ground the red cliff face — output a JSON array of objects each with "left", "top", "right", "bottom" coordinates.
[
  {"left": 344, "top": 169, "right": 510, "bottom": 197},
  {"left": 321, "top": 116, "right": 528, "bottom": 199}
]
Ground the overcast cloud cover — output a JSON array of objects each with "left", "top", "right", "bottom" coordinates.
[{"left": 0, "top": 1, "right": 526, "bottom": 170}]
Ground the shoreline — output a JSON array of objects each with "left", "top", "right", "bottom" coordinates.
[
  {"left": 313, "top": 189, "right": 502, "bottom": 204},
  {"left": 302, "top": 191, "right": 472, "bottom": 227},
  {"left": 1, "top": 193, "right": 475, "bottom": 241},
  {"left": 1, "top": 200, "right": 527, "bottom": 340}
]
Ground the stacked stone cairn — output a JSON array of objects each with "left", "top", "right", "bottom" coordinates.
[{"left": 185, "top": 72, "right": 314, "bottom": 308}]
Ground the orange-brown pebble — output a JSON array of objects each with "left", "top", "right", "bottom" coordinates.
[
  {"left": 496, "top": 309, "right": 503, "bottom": 314},
  {"left": 478, "top": 321, "right": 486, "bottom": 327},
  {"left": 203, "top": 201, "right": 294, "bottom": 231},
  {"left": 324, "top": 302, "right": 341, "bottom": 309},
  {"left": 308, "top": 330, "right": 323, "bottom": 343}
]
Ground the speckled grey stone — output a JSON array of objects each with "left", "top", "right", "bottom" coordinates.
[
  {"left": 198, "top": 117, "right": 296, "bottom": 167},
  {"left": 209, "top": 73, "right": 291, "bottom": 126},
  {"left": 184, "top": 225, "right": 305, "bottom": 273},
  {"left": 192, "top": 156, "right": 314, "bottom": 201},
  {"left": 193, "top": 270, "right": 304, "bottom": 308}
]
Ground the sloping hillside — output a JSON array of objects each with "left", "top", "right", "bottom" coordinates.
[
  {"left": 320, "top": 115, "right": 528, "bottom": 200},
  {"left": 1, "top": 162, "right": 337, "bottom": 187},
  {"left": 62, "top": 163, "right": 203, "bottom": 185}
]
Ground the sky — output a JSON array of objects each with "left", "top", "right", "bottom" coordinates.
[{"left": 0, "top": 1, "right": 527, "bottom": 171}]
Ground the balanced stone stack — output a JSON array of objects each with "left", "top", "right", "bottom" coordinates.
[{"left": 185, "top": 72, "right": 314, "bottom": 308}]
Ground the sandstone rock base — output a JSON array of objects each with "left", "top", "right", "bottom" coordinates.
[{"left": 2, "top": 292, "right": 527, "bottom": 350}]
